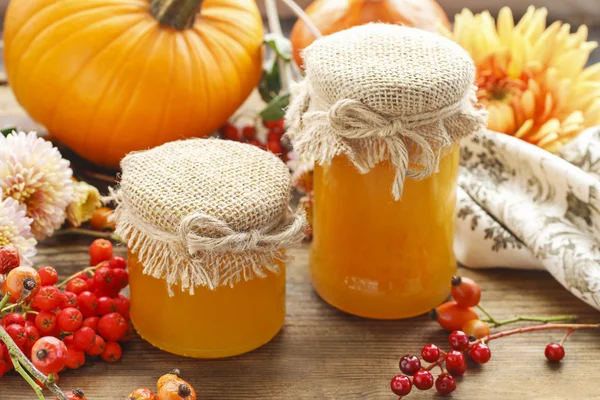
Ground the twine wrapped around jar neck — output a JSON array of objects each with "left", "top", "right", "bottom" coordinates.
[{"left": 286, "top": 24, "right": 489, "bottom": 199}]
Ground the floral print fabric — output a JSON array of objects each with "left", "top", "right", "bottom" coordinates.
[{"left": 455, "top": 127, "right": 600, "bottom": 310}]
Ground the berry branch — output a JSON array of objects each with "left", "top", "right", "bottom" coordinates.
[
  {"left": 477, "top": 304, "right": 577, "bottom": 327},
  {"left": 394, "top": 275, "right": 600, "bottom": 397},
  {"left": 52, "top": 228, "right": 122, "bottom": 242},
  {"left": 55, "top": 265, "right": 99, "bottom": 289},
  {"left": 0, "top": 313, "right": 68, "bottom": 400},
  {"left": 0, "top": 292, "right": 10, "bottom": 310},
  {"left": 471, "top": 323, "right": 599, "bottom": 346}
]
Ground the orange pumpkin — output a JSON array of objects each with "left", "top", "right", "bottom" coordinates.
[
  {"left": 290, "top": 0, "right": 450, "bottom": 68},
  {"left": 3, "top": 0, "right": 264, "bottom": 168}
]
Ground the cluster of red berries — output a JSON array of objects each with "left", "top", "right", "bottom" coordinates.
[
  {"left": 391, "top": 330, "right": 492, "bottom": 397},
  {"left": 220, "top": 118, "right": 289, "bottom": 161},
  {"left": 390, "top": 275, "right": 587, "bottom": 397},
  {"left": 0, "top": 239, "right": 130, "bottom": 383}
]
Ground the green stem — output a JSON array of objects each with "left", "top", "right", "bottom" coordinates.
[
  {"left": 0, "top": 326, "right": 68, "bottom": 400},
  {"left": 56, "top": 266, "right": 97, "bottom": 289},
  {"left": 52, "top": 228, "right": 122, "bottom": 242},
  {"left": 490, "top": 315, "right": 578, "bottom": 327},
  {"left": 150, "top": 0, "right": 203, "bottom": 30},
  {"left": 0, "top": 292, "right": 10, "bottom": 311},
  {"left": 1, "top": 303, "right": 20, "bottom": 313},
  {"left": 476, "top": 304, "right": 499, "bottom": 324},
  {"left": 477, "top": 304, "right": 577, "bottom": 327},
  {"left": 13, "top": 359, "right": 45, "bottom": 400}
]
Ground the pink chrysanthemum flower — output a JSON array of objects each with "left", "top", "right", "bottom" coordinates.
[
  {"left": 0, "top": 132, "right": 74, "bottom": 240},
  {"left": 0, "top": 197, "right": 36, "bottom": 266}
]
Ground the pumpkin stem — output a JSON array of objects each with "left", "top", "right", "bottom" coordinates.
[{"left": 150, "top": 0, "right": 203, "bottom": 30}]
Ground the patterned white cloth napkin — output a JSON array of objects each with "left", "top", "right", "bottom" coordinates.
[{"left": 455, "top": 127, "right": 600, "bottom": 311}]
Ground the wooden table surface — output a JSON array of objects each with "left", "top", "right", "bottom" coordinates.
[{"left": 2, "top": 239, "right": 600, "bottom": 400}]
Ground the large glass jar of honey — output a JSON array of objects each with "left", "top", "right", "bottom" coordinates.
[
  {"left": 286, "top": 24, "right": 487, "bottom": 319},
  {"left": 113, "top": 139, "right": 306, "bottom": 357}
]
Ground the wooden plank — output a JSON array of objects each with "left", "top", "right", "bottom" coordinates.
[{"left": 2, "top": 239, "right": 600, "bottom": 399}]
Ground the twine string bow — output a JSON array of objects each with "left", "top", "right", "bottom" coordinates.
[{"left": 179, "top": 211, "right": 306, "bottom": 255}]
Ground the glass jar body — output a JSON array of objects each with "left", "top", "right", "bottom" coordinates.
[
  {"left": 310, "top": 147, "right": 460, "bottom": 319},
  {"left": 128, "top": 251, "right": 286, "bottom": 358}
]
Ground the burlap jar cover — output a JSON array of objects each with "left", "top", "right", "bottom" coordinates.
[
  {"left": 111, "top": 139, "right": 306, "bottom": 294},
  {"left": 286, "top": 24, "right": 488, "bottom": 199}
]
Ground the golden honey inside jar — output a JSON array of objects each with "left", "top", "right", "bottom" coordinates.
[
  {"left": 311, "top": 147, "right": 459, "bottom": 319},
  {"left": 286, "top": 24, "right": 487, "bottom": 319},
  {"left": 114, "top": 139, "right": 305, "bottom": 358},
  {"left": 128, "top": 252, "right": 286, "bottom": 358}
]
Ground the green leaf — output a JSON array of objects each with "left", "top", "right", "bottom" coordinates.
[
  {"left": 258, "top": 60, "right": 282, "bottom": 104},
  {"left": 260, "top": 93, "right": 290, "bottom": 122},
  {"left": 0, "top": 127, "right": 16, "bottom": 137},
  {"left": 264, "top": 34, "right": 292, "bottom": 62}
]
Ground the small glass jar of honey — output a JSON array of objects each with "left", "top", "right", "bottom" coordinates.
[
  {"left": 287, "top": 24, "right": 487, "bottom": 319},
  {"left": 113, "top": 139, "right": 305, "bottom": 357}
]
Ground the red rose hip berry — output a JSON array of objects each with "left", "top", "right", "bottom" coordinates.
[
  {"left": 449, "top": 330, "right": 470, "bottom": 350},
  {"left": 77, "top": 291, "right": 98, "bottom": 318},
  {"left": 545, "top": 343, "right": 565, "bottom": 362},
  {"left": 89, "top": 239, "right": 113, "bottom": 266},
  {"left": 413, "top": 369, "right": 434, "bottom": 390},
  {"left": 451, "top": 276, "right": 481, "bottom": 307},
  {"left": 445, "top": 350, "right": 466, "bottom": 376},
  {"left": 435, "top": 373, "right": 456, "bottom": 395},
  {"left": 35, "top": 311, "right": 58, "bottom": 336},
  {"left": 101, "top": 341, "right": 122, "bottom": 363},
  {"left": 470, "top": 343, "right": 492, "bottom": 364},
  {"left": 390, "top": 374, "right": 412, "bottom": 396},
  {"left": 33, "top": 286, "right": 62, "bottom": 311},
  {"left": 0, "top": 245, "right": 20, "bottom": 274},
  {"left": 3, "top": 266, "right": 41, "bottom": 302},
  {"left": 31, "top": 337, "right": 68, "bottom": 375},
  {"left": 60, "top": 291, "right": 79, "bottom": 309},
  {"left": 73, "top": 327, "right": 96, "bottom": 351},
  {"left": 38, "top": 266, "right": 59, "bottom": 286},
  {"left": 107, "top": 256, "right": 127, "bottom": 270},
  {"left": 65, "top": 345, "right": 86, "bottom": 369},
  {"left": 112, "top": 268, "right": 129, "bottom": 290},
  {"left": 87, "top": 335, "right": 106, "bottom": 356},
  {"left": 98, "top": 313, "right": 128, "bottom": 342},
  {"left": 421, "top": 343, "right": 440, "bottom": 363},
  {"left": 399, "top": 354, "right": 421, "bottom": 376},
  {"left": 82, "top": 316, "right": 99, "bottom": 332},
  {"left": 94, "top": 267, "right": 115, "bottom": 293},
  {"left": 430, "top": 301, "right": 478, "bottom": 332},
  {"left": 5, "top": 324, "right": 27, "bottom": 348},
  {"left": 58, "top": 307, "right": 83, "bottom": 333},
  {"left": 66, "top": 278, "right": 88, "bottom": 295},
  {"left": 96, "top": 297, "right": 117, "bottom": 315},
  {"left": 1, "top": 312, "right": 25, "bottom": 327},
  {"left": 24, "top": 325, "right": 41, "bottom": 348}
]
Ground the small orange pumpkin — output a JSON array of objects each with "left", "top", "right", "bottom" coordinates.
[
  {"left": 4, "top": 0, "right": 264, "bottom": 168},
  {"left": 290, "top": 0, "right": 450, "bottom": 67}
]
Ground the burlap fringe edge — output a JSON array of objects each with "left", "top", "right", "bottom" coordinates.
[
  {"left": 107, "top": 190, "right": 299, "bottom": 296},
  {"left": 285, "top": 83, "right": 489, "bottom": 200}
]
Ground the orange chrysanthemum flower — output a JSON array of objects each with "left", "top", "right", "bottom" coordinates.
[{"left": 442, "top": 6, "right": 600, "bottom": 152}]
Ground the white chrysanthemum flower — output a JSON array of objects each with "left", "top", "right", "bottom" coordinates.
[
  {"left": 67, "top": 181, "right": 101, "bottom": 227},
  {"left": 0, "top": 197, "right": 37, "bottom": 266},
  {"left": 0, "top": 132, "right": 74, "bottom": 240}
]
